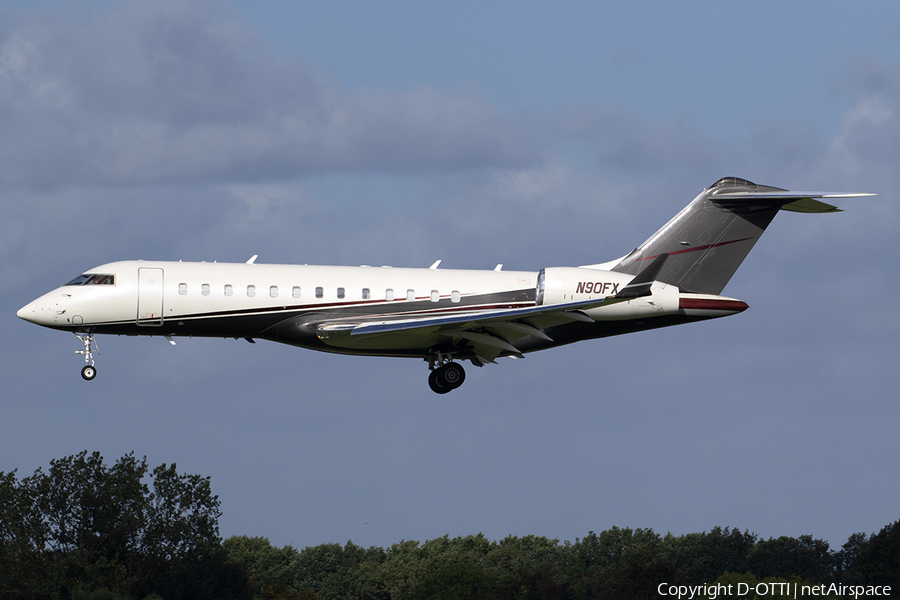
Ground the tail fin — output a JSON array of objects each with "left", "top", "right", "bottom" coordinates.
[{"left": 610, "top": 177, "right": 875, "bottom": 295}]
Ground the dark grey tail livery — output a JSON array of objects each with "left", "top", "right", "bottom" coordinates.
[
  {"left": 611, "top": 177, "right": 872, "bottom": 295},
  {"left": 615, "top": 252, "right": 669, "bottom": 299}
]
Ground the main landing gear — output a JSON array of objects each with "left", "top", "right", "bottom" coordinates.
[
  {"left": 427, "top": 355, "right": 466, "bottom": 394},
  {"left": 75, "top": 332, "right": 98, "bottom": 380}
]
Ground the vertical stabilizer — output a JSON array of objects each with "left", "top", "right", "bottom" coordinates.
[{"left": 611, "top": 177, "right": 871, "bottom": 295}]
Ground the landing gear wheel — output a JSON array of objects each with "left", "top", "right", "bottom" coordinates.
[
  {"left": 429, "top": 370, "right": 451, "bottom": 394},
  {"left": 441, "top": 362, "right": 466, "bottom": 389},
  {"left": 428, "top": 362, "right": 466, "bottom": 394},
  {"left": 75, "top": 332, "right": 99, "bottom": 381}
]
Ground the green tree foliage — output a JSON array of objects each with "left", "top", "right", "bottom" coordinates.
[
  {"left": 291, "top": 539, "right": 385, "bottom": 599},
  {"left": 404, "top": 556, "right": 500, "bottom": 600},
  {"left": 834, "top": 532, "right": 869, "bottom": 585},
  {"left": 486, "top": 534, "right": 568, "bottom": 597},
  {"left": 854, "top": 520, "right": 900, "bottom": 590},
  {"left": 223, "top": 526, "right": 886, "bottom": 600},
  {"left": 561, "top": 527, "right": 669, "bottom": 599},
  {"left": 746, "top": 535, "right": 835, "bottom": 582},
  {"left": 222, "top": 536, "right": 388, "bottom": 600},
  {"left": 0, "top": 469, "right": 63, "bottom": 597},
  {"left": 714, "top": 572, "right": 841, "bottom": 600},
  {"left": 3, "top": 451, "right": 898, "bottom": 600},
  {"left": 0, "top": 450, "right": 247, "bottom": 600},
  {"left": 660, "top": 526, "right": 757, "bottom": 583},
  {"left": 224, "top": 536, "right": 302, "bottom": 596}
]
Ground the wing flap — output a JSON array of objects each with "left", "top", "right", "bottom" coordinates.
[
  {"left": 459, "top": 331, "right": 522, "bottom": 354},
  {"left": 348, "top": 297, "right": 621, "bottom": 338},
  {"left": 487, "top": 321, "right": 553, "bottom": 342}
]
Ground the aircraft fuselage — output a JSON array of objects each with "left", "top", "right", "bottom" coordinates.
[
  {"left": 18, "top": 259, "right": 744, "bottom": 357},
  {"left": 18, "top": 178, "right": 872, "bottom": 392}
]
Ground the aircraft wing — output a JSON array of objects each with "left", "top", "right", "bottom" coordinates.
[
  {"left": 314, "top": 295, "right": 627, "bottom": 363},
  {"left": 350, "top": 297, "right": 605, "bottom": 336},
  {"left": 317, "top": 256, "right": 673, "bottom": 363},
  {"left": 313, "top": 253, "right": 672, "bottom": 363}
]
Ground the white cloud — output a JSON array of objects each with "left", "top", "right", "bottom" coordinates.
[{"left": 0, "top": 1, "right": 541, "bottom": 189}]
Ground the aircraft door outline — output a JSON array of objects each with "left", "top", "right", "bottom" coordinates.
[{"left": 137, "top": 267, "right": 164, "bottom": 326}]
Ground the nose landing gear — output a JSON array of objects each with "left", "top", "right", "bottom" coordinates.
[
  {"left": 75, "top": 332, "right": 98, "bottom": 380},
  {"left": 427, "top": 355, "right": 466, "bottom": 394}
]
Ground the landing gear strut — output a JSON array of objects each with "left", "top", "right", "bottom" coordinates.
[
  {"left": 75, "top": 332, "right": 98, "bottom": 381},
  {"left": 427, "top": 354, "right": 466, "bottom": 394}
]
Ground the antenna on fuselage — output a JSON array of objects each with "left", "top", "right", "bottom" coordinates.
[{"left": 246, "top": 255, "right": 258, "bottom": 264}]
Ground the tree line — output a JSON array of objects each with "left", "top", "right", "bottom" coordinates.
[{"left": 1, "top": 452, "right": 897, "bottom": 599}]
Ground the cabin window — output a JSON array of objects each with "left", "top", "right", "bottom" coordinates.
[
  {"left": 224, "top": 284, "right": 233, "bottom": 297},
  {"left": 430, "top": 290, "right": 439, "bottom": 302},
  {"left": 337, "top": 287, "right": 345, "bottom": 299},
  {"left": 406, "top": 289, "right": 415, "bottom": 301},
  {"left": 451, "top": 290, "right": 461, "bottom": 303},
  {"left": 292, "top": 286, "right": 301, "bottom": 298},
  {"left": 362, "top": 288, "right": 370, "bottom": 299},
  {"left": 385, "top": 288, "right": 394, "bottom": 301},
  {"left": 315, "top": 287, "right": 323, "bottom": 298},
  {"left": 178, "top": 283, "right": 187, "bottom": 295},
  {"left": 270, "top": 286, "right": 278, "bottom": 298},
  {"left": 202, "top": 284, "right": 210, "bottom": 296},
  {"left": 247, "top": 285, "right": 256, "bottom": 297}
]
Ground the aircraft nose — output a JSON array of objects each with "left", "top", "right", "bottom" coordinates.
[
  {"left": 17, "top": 301, "right": 39, "bottom": 323},
  {"left": 17, "top": 299, "right": 54, "bottom": 326}
]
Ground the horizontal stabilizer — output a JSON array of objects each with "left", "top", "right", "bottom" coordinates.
[{"left": 710, "top": 189, "right": 876, "bottom": 213}]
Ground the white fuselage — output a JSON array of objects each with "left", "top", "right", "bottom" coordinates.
[
  {"left": 17, "top": 259, "right": 746, "bottom": 360},
  {"left": 19, "top": 260, "right": 535, "bottom": 332}
]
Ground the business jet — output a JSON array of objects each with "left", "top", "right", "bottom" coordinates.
[{"left": 17, "top": 177, "right": 874, "bottom": 393}]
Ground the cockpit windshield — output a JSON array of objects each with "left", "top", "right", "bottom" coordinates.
[{"left": 64, "top": 273, "right": 115, "bottom": 286}]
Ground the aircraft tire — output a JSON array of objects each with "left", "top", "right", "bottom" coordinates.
[
  {"left": 81, "top": 365, "right": 97, "bottom": 381},
  {"left": 428, "top": 370, "right": 451, "bottom": 394},
  {"left": 441, "top": 362, "right": 466, "bottom": 389}
]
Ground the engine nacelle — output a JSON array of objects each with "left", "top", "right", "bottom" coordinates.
[{"left": 536, "top": 266, "right": 679, "bottom": 321}]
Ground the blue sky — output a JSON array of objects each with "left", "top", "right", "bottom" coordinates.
[{"left": 2, "top": 0, "right": 899, "bottom": 553}]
